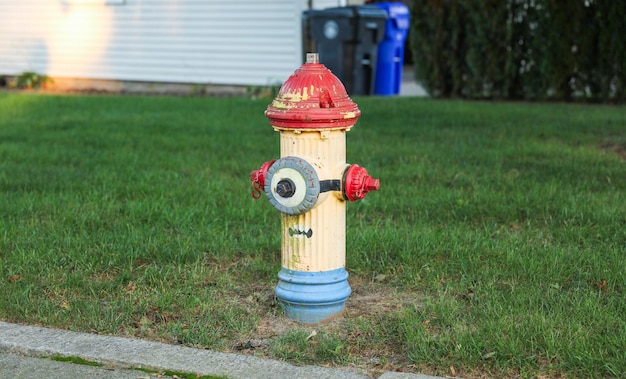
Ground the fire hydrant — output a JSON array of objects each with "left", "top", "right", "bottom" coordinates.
[{"left": 250, "top": 53, "right": 379, "bottom": 323}]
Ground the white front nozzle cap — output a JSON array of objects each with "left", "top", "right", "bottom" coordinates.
[{"left": 306, "top": 53, "right": 319, "bottom": 64}]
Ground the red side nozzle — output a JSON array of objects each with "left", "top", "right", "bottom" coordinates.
[{"left": 343, "top": 164, "right": 380, "bottom": 201}]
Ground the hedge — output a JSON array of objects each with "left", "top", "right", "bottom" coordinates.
[{"left": 410, "top": 0, "right": 625, "bottom": 102}]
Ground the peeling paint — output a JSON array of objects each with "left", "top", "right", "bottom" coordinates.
[
  {"left": 275, "top": 88, "right": 310, "bottom": 105},
  {"left": 271, "top": 99, "right": 293, "bottom": 109},
  {"left": 265, "top": 54, "right": 360, "bottom": 130}
]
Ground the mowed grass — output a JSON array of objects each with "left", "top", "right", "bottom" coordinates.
[{"left": 0, "top": 93, "right": 625, "bottom": 378}]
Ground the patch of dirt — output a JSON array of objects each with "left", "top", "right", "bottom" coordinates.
[
  {"left": 226, "top": 277, "right": 431, "bottom": 377},
  {"left": 599, "top": 142, "right": 626, "bottom": 160}
]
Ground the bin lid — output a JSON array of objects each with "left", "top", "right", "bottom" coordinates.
[
  {"left": 354, "top": 5, "right": 388, "bottom": 20},
  {"left": 304, "top": 7, "right": 354, "bottom": 19},
  {"left": 376, "top": 2, "right": 410, "bottom": 30},
  {"left": 265, "top": 53, "right": 360, "bottom": 130}
]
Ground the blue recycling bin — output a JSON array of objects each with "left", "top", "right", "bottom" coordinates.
[{"left": 374, "top": 2, "right": 410, "bottom": 96}]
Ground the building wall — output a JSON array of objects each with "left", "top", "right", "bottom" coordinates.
[{"left": 0, "top": 0, "right": 345, "bottom": 86}]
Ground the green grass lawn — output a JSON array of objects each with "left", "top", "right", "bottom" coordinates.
[{"left": 0, "top": 93, "right": 625, "bottom": 378}]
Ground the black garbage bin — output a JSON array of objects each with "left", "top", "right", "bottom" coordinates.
[{"left": 303, "top": 6, "right": 387, "bottom": 95}]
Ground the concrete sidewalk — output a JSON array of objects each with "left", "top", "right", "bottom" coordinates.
[
  {"left": 0, "top": 322, "right": 447, "bottom": 379},
  {"left": 399, "top": 66, "right": 428, "bottom": 97}
]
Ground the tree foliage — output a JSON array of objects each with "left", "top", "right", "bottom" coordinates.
[{"left": 410, "top": 0, "right": 625, "bottom": 102}]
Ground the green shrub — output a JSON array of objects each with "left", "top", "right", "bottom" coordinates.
[
  {"left": 15, "top": 71, "right": 53, "bottom": 89},
  {"left": 410, "top": 0, "right": 624, "bottom": 102}
]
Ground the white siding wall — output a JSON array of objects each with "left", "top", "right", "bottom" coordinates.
[
  {"left": 312, "top": 0, "right": 347, "bottom": 8},
  {"left": 0, "top": 0, "right": 328, "bottom": 86}
]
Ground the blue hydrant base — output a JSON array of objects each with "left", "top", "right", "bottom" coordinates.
[{"left": 275, "top": 267, "right": 351, "bottom": 324}]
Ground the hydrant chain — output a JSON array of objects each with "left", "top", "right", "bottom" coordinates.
[
  {"left": 251, "top": 180, "right": 263, "bottom": 199},
  {"left": 250, "top": 159, "right": 276, "bottom": 199}
]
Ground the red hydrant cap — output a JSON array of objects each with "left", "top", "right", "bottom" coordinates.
[
  {"left": 265, "top": 53, "right": 361, "bottom": 130},
  {"left": 343, "top": 164, "right": 380, "bottom": 202}
]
